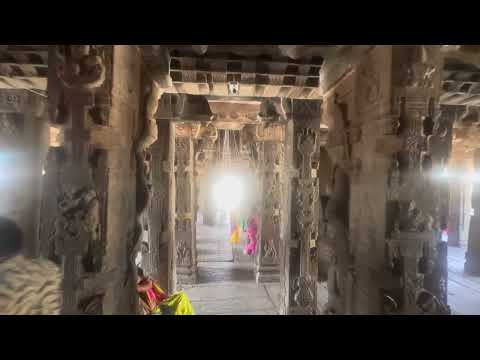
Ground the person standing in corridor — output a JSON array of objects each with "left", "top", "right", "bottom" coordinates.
[{"left": 244, "top": 206, "right": 259, "bottom": 256}]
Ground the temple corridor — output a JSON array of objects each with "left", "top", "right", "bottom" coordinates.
[
  {"left": 3, "top": 45, "right": 480, "bottom": 315},
  {"left": 183, "top": 222, "right": 280, "bottom": 314}
]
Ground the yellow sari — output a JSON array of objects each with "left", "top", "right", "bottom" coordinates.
[{"left": 138, "top": 281, "right": 195, "bottom": 315}]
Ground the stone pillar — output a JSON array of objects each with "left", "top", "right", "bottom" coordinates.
[
  {"left": 279, "top": 119, "right": 295, "bottom": 315},
  {"left": 448, "top": 178, "right": 465, "bottom": 247},
  {"left": 167, "top": 121, "right": 177, "bottom": 293},
  {"left": 317, "top": 45, "right": 448, "bottom": 315},
  {"left": 174, "top": 124, "right": 197, "bottom": 285},
  {"left": 465, "top": 149, "right": 480, "bottom": 275},
  {"left": 43, "top": 45, "right": 146, "bottom": 314},
  {"left": 145, "top": 121, "right": 171, "bottom": 290},
  {"left": 255, "top": 140, "right": 284, "bottom": 283},
  {"left": 379, "top": 45, "right": 448, "bottom": 313},
  {"left": 282, "top": 99, "right": 325, "bottom": 315},
  {"left": 448, "top": 165, "right": 464, "bottom": 247},
  {"left": 194, "top": 122, "right": 218, "bottom": 227},
  {"left": 0, "top": 89, "right": 48, "bottom": 258}
]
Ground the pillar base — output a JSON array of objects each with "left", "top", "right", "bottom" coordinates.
[
  {"left": 287, "top": 306, "right": 315, "bottom": 315},
  {"left": 255, "top": 264, "right": 280, "bottom": 283},
  {"left": 177, "top": 266, "right": 198, "bottom": 285}
]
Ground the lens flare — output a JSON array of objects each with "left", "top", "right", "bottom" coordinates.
[{"left": 213, "top": 175, "right": 244, "bottom": 213}]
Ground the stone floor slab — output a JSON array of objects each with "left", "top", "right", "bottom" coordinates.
[
  {"left": 448, "top": 245, "right": 480, "bottom": 315},
  {"left": 184, "top": 223, "right": 281, "bottom": 315}
]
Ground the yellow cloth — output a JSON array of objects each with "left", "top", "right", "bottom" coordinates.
[
  {"left": 229, "top": 225, "right": 241, "bottom": 244},
  {"left": 158, "top": 290, "right": 195, "bottom": 315}
]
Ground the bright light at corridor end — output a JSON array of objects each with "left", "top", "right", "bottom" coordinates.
[{"left": 213, "top": 175, "right": 244, "bottom": 213}]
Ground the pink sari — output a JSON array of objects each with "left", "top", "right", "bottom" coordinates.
[{"left": 244, "top": 215, "right": 259, "bottom": 256}]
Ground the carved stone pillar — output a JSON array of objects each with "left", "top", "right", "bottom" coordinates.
[
  {"left": 255, "top": 140, "right": 284, "bottom": 283},
  {"left": 318, "top": 45, "right": 448, "bottom": 315},
  {"left": 281, "top": 99, "right": 325, "bottom": 314},
  {"left": 194, "top": 122, "right": 218, "bottom": 227},
  {"left": 144, "top": 121, "right": 171, "bottom": 290},
  {"left": 44, "top": 45, "right": 145, "bottom": 314},
  {"left": 0, "top": 89, "right": 48, "bottom": 258},
  {"left": 174, "top": 124, "right": 197, "bottom": 285},
  {"left": 279, "top": 119, "right": 295, "bottom": 315},
  {"left": 465, "top": 149, "right": 480, "bottom": 275},
  {"left": 381, "top": 45, "right": 448, "bottom": 313},
  {"left": 167, "top": 121, "right": 177, "bottom": 293}
]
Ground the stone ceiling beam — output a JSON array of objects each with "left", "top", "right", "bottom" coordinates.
[
  {"left": 278, "top": 45, "right": 340, "bottom": 60},
  {"left": 0, "top": 46, "right": 49, "bottom": 90}
]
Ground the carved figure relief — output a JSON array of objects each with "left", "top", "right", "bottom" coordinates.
[
  {"left": 128, "top": 59, "right": 170, "bottom": 285},
  {"left": 263, "top": 238, "right": 278, "bottom": 260},
  {"left": 261, "top": 141, "right": 283, "bottom": 263},
  {"left": 50, "top": 186, "right": 102, "bottom": 272},
  {"left": 56, "top": 45, "right": 106, "bottom": 90},
  {"left": 175, "top": 137, "right": 192, "bottom": 216},
  {"left": 176, "top": 238, "right": 191, "bottom": 266},
  {"left": 292, "top": 276, "right": 315, "bottom": 312}
]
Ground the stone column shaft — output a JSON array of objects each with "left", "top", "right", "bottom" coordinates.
[
  {"left": 255, "top": 140, "right": 284, "bottom": 283},
  {"left": 465, "top": 149, "right": 480, "bottom": 275},
  {"left": 174, "top": 127, "right": 197, "bottom": 285},
  {"left": 43, "top": 45, "right": 143, "bottom": 315},
  {"left": 145, "top": 121, "right": 171, "bottom": 290}
]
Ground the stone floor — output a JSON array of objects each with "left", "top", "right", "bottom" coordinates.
[
  {"left": 196, "top": 223, "right": 233, "bottom": 263},
  {"left": 448, "top": 245, "right": 480, "bottom": 315},
  {"left": 185, "top": 224, "right": 480, "bottom": 315},
  {"left": 183, "top": 223, "right": 280, "bottom": 315}
]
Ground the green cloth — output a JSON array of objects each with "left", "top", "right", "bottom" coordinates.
[
  {"left": 157, "top": 290, "right": 195, "bottom": 315},
  {"left": 240, "top": 218, "right": 247, "bottom": 232}
]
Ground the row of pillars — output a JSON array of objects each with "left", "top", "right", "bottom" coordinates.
[
  {"left": 4, "top": 45, "right": 480, "bottom": 314},
  {"left": 143, "top": 116, "right": 323, "bottom": 315}
]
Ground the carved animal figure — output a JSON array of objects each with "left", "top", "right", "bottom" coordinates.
[
  {"left": 51, "top": 187, "right": 102, "bottom": 271},
  {"left": 126, "top": 151, "right": 153, "bottom": 285},
  {"left": 258, "top": 98, "right": 288, "bottom": 128},
  {"left": 126, "top": 46, "right": 173, "bottom": 286},
  {"left": 415, "top": 289, "right": 450, "bottom": 315}
]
